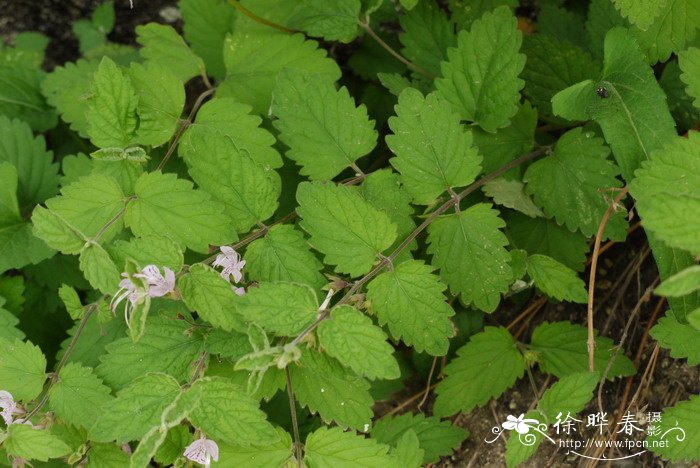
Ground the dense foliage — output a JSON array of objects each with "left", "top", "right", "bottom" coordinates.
[{"left": 0, "top": 0, "right": 699, "bottom": 466}]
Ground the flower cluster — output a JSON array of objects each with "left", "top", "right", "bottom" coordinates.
[
  {"left": 212, "top": 246, "right": 246, "bottom": 295},
  {"left": 183, "top": 436, "right": 219, "bottom": 467},
  {"left": 110, "top": 265, "right": 176, "bottom": 327}
]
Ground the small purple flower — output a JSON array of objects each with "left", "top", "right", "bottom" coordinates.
[
  {"left": 110, "top": 265, "right": 176, "bottom": 328},
  {"left": 0, "top": 390, "right": 17, "bottom": 425},
  {"left": 134, "top": 265, "right": 176, "bottom": 297},
  {"left": 183, "top": 437, "right": 219, "bottom": 467},
  {"left": 212, "top": 246, "right": 246, "bottom": 283}
]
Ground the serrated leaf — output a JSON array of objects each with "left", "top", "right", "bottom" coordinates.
[
  {"left": 647, "top": 395, "right": 700, "bottom": 461},
  {"left": 506, "top": 212, "right": 589, "bottom": 272},
  {"left": 89, "top": 373, "right": 181, "bottom": 443},
  {"left": 448, "top": 0, "right": 518, "bottom": 29},
  {"left": 552, "top": 28, "right": 676, "bottom": 181},
  {"left": 434, "top": 326, "right": 524, "bottom": 417},
  {"left": 288, "top": 0, "right": 361, "bottom": 43},
  {"left": 630, "top": 132, "right": 700, "bottom": 256},
  {"left": 0, "top": 338, "right": 46, "bottom": 400},
  {"left": 218, "top": 427, "right": 293, "bottom": 467},
  {"left": 108, "top": 235, "right": 184, "bottom": 272},
  {"left": 427, "top": 204, "right": 512, "bottom": 312},
  {"left": 386, "top": 88, "right": 481, "bottom": 204},
  {"left": 219, "top": 31, "right": 340, "bottom": 114},
  {"left": 372, "top": 413, "right": 468, "bottom": 464},
  {"left": 178, "top": 264, "right": 246, "bottom": 332},
  {"left": 97, "top": 315, "right": 204, "bottom": 389},
  {"left": 184, "top": 96, "right": 282, "bottom": 168},
  {"left": 272, "top": 69, "right": 376, "bottom": 181},
  {"left": 4, "top": 424, "right": 71, "bottom": 462},
  {"left": 125, "top": 171, "right": 234, "bottom": 253},
  {"left": 31, "top": 206, "right": 86, "bottom": 255},
  {"left": 525, "top": 254, "right": 588, "bottom": 303},
  {"left": 366, "top": 260, "right": 454, "bottom": 356},
  {"left": 391, "top": 430, "right": 423, "bottom": 468},
  {"left": 86, "top": 57, "right": 138, "bottom": 148},
  {"left": 656, "top": 265, "right": 700, "bottom": 297},
  {"left": 128, "top": 62, "right": 185, "bottom": 147},
  {"left": 585, "top": 0, "right": 628, "bottom": 58},
  {"left": 483, "top": 178, "right": 543, "bottom": 218},
  {"left": 58, "top": 284, "right": 83, "bottom": 320},
  {"left": 290, "top": 349, "right": 374, "bottom": 430},
  {"left": 79, "top": 242, "right": 121, "bottom": 294},
  {"left": 436, "top": 6, "right": 525, "bottom": 132},
  {"left": 530, "top": 321, "right": 635, "bottom": 378},
  {"left": 649, "top": 312, "right": 700, "bottom": 365},
  {"left": 631, "top": 0, "right": 700, "bottom": 64},
  {"left": 524, "top": 128, "right": 627, "bottom": 240},
  {"left": 612, "top": 0, "right": 668, "bottom": 30},
  {"left": 398, "top": 0, "right": 455, "bottom": 77},
  {"left": 41, "top": 59, "right": 98, "bottom": 137},
  {"left": 244, "top": 225, "right": 326, "bottom": 291},
  {"left": 0, "top": 116, "right": 59, "bottom": 209},
  {"left": 679, "top": 47, "right": 700, "bottom": 108},
  {"left": 58, "top": 311, "right": 126, "bottom": 369},
  {"left": 296, "top": 181, "right": 397, "bottom": 277},
  {"left": 48, "top": 362, "right": 113, "bottom": 429},
  {"left": 180, "top": 129, "right": 280, "bottom": 234},
  {"left": 0, "top": 65, "right": 56, "bottom": 131},
  {"left": 187, "top": 377, "right": 279, "bottom": 446},
  {"left": 0, "top": 299, "right": 24, "bottom": 341},
  {"left": 153, "top": 425, "right": 190, "bottom": 465},
  {"left": 87, "top": 442, "right": 130, "bottom": 467},
  {"left": 180, "top": 0, "right": 235, "bottom": 79},
  {"left": 537, "top": 4, "right": 587, "bottom": 49},
  {"left": 136, "top": 23, "right": 204, "bottom": 82},
  {"left": 304, "top": 427, "right": 393, "bottom": 468},
  {"left": 235, "top": 281, "right": 317, "bottom": 336},
  {"left": 318, "top": 305, "right": 399, "bottom": 380}
]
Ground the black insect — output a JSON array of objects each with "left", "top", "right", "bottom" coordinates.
[{"left": 596, "top": 86, "right": 609, "bottom": 99}]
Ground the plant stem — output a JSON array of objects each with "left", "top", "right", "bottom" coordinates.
[
  {"left": 228, "top": 0, "right": 297, "bottom": 33},
  {"left": 284, "top": 367, "right": 303, "bottom": 467},
  {"left": 358, "top": 20, "right": 435, "bottom": 80}
]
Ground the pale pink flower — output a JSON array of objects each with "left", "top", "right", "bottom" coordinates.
[
  {"left": 183, "top": 437, "right": 219, "bottom": 467},
  {"left": 212, "top": 246, "right": 246, "bottom": 283},
  {"left": 0, "top": 390, "right": 17, "bottom": 425},
  {"left": 134, "top": 265, "right": 176, "bottom": 297},
  {"left": 233, "top": 286, "right": 245, "bottom": 296},
  {"left": 111, "top": 265, "right": 175, "bottom": 328}
]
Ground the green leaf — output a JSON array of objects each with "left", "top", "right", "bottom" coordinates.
[
  {"left": 482, "top": 178, "right": 543, "bottom": 218},
  {"left": 86, "top": 57, "right": 138, "bottom": 148},
  {"left": 89, "top": 373, "right": 181, "bottom": 443},
  {"left": 235, "top": 282, "right": 317, "bottom": 336},
  {"left": 585, "top": 0, "right": 628, "bottom": 58},
  {"left": 153, "top": 425, "right": 190, "bottom": 465},
  {"left": 318, "top": 305, "right": 399, "bottom": 380},
  {"left": 296, "top": 181, "right": 397, "bottom": 277},
  {"left": 58, "top": 311, "right": 126, "bottom": 369},
  {"left": 79, "top": 242, "right": 121, "bottom": 294},
  {"left": 87, "top": 443, "right": 130, "bottom": 467},
  {"left": 31, "top": 206, "right": 86, "bottom": 255},
  {"left": 630, "top": 132, "right": 700, "bottom": 256},
  {"left": 4, "top": 424, "right": 71, "bottom": 462},
  {"left": 244, "top": 225, "right": 326, "bottom": 291},
  {"left": 97, "top": 315, "right": 204, "bottom": 389},
  {"left": 290, "top": 349, "right": 374, "bottom": 430},
  {"left": 536, "top": 4, "right": 587, "bottom": 49},
  {"left": 217, "top": 427, "right": 293, "bottom": 467},
  {"left": 184, "top": 96, "right": 282, "bottom": 168},
  {"left": 125, "top": 171, "right": 234, "bottom": 253},
  {"left": 57, "top": 284, "right": 83, "bottom": 320},
  {"left": 371, "top": 413, "right": 468, "bottom": 464},
  {"left": 434, "top": 326, "right": 524, "bottom": 417},
  {"left": 611, "top": 0, "right": 668, "bottom": 30},
  {"left": 656, "top": 265, "right": 700, "bottom": 297},
  {"left": 366, "top": 260, "right": 454, "bottom": 356},
  {"left": 552, "top": 28, "right": 676, "bottom": 181},
  {"left": 390, "top": 430, "right": 423, "bottom": 468},
  {"left": 398, "top": 0, "right": 456, "bottom": 77},
  {"left": 187, "top": 377, "right": 279, "bottom": 446},
  {"left": 524, "top": 128, "right": 627, "bottom": 240},
  {"left": 48, "top": 362, "right": 113, "bottom": 429},
  {"left": 180, "top": 129, "right": 280, "bottom": 234},
  {"left": 108, "top": 235, "right": 184, "bottom": 272},
  {"left": 448, "top": 0, "right": 518, "bottom": 29},
  {"left": 41, "top": 59, "right": 98, "bottom": 138},
  {"left": 180, "top": 0, "right": 235, "bottom": 79},
  {"left": 0, "top": 338, "right": 45, "bottom": 401},
  {"left": 521, "top": 34, "right": 599, "bottom": 120},
  {"left": 386, "top": 88, "right": 481, "bottom": 204},
  {"left": 631, "top": 0, "right": 700, "bottom": 64},
  {"left": 679, "top": 47, "right": 700, "bottom": 108},
  {"left": 178, "top": 264, "right": 246, "bottom": 332},
  {"left": 649, "top": 312, "right": 700, "bottom": 365},
  {"left": 0, "top": 116, "right": 59, "bottom": 209},
  {"left": 272, "top": 69, "right": 376, "bottom": 181},
  {"left": 435, "top": 6, "right": 525, "bottom": 132},
  {"left": 427, "top": 204, "right": 512, "bottom": 312},
  {"left": 219, "top": 31, "right": 341, "bottom": 114},
  {"left": 0, "top": 65, "right": 56, "bottom": 132},
  {"left": 647, "top": 395, "right": 700, "bottom": 461},
  {"left": 135, "top": 23, "right": 204, "bottom": 82},
  {"left": 0, "top": 299, "right": 24, "bottom": 341},
  {"left": 525, "top": 254, "right": 587, "bottom": 303},
  {"left": 304, "top": 427, "right": 393, "bottom": 468},
  {"left": 288, "top": 0, "right": 361, "bottom": 43},
  {"left": 128, "top": 62, "right": 185, "bottom": 147},
  {"left": 530, "top": 321, "right": 636, "bottom": 378}
]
